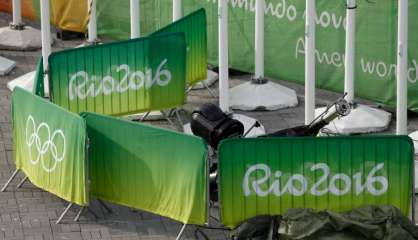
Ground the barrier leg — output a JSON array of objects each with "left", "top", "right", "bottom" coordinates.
[
  {"left": 186, "top": 85, "right": 193, "bottom": 93},
  {"left": 174, "top": 109, "right": 184, "bottom": 130},
  {"left": 202, "top": 80, "right": 217, "bottom": 98},
  {"left": 56, "top": 202, "right": 73, "bottom": 224},
  {"left": 16, "top": 176, "right": 28, "bottom": 189},
  {"left": 74, "top": 207, "right": 84, "bottom": 222},
  {"left": 73, "top": 206, "right": 98, "bottom": 222},
  {"left": 86, "top": 207, "right": 98, "bottom": 219},
  {"left": 97, "top": 199, "right": 112, "bottom": 213},
  {"left": 1, "top": 169, "right": 19, "bottom": 192},
  {"left": 160, "top": 111, "right": 176, "bottom": 128},
  {"left": 412, "top": 167, "right": 416, "bottom": 223},
  {"left": 140, "top": 112, "right": 150, "bottom": 122},
  {"left": 175, "top": 224, "right": 187, "bottom": 240},
  {"left": 267, "top": 219, "right": 275, "bottom": 240}
]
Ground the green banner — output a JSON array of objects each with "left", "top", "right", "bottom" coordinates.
[
  {"left": 82, "top": 112, "right": 208, "bottom": 225},
  {"left": 97, "top": 1, "right": 418, "bottom": 111},
  {"left": 48, "top": 33, "right": 186, "bottom": 116},
  {"left": 33, "top": 58, "right": 44, "bottom": 97},
  {"left": 218, "top": 136, "right": 413, "bottom": 228},
  {"left": 152, "top": 9, "right": 208, "bottom": 85},
  {"left": 12, "top": 87, "right": 87, "bottom": 206}
]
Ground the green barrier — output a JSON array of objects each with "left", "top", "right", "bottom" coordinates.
[
  {"left": 33, "top": 58, "right": 44, "bottom": 97},
  {"left": 152, "top": 9, "right": 208, "bottom": 85},
  {"left": 97, "top": 0, "right": 418, "bottom": 112},
  {"left": 12, "top": 87, "right": 87, "bottom": 206},
  {"left": 82, "top": 112, "right": 208, "bottom": 225},
  {"left": 48, "top": 33, "right": 186, "bottom": 116},
  {"left": 218, "top": 136, "right": 414, "bottom": 228}
]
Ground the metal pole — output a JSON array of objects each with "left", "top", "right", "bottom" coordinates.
[
  {"left": 396, "top": 0, "right": 408, "bottom": 135},
  {"left": 344, "top": 0, "right": 356, "bottom": 103},
  {"left": 130, "top": 0, "right": 140, "bottom": 38},
  {"left": 173, "top": 0, "right": 182, "bottom": 22},
  {"left": 305, "top": 0, "right": 316, "bottom": 125},
  {"left": 12, "top": 0, "right": 22, "bottom": 27},
  {"left": 218, "top": 0, "right": 229, "bottom": 112},
  {"left": 87, "top": 0, "right": 97, "bottom": 42},
  {"left": 255, "top": 0, "right": 264, "bottom": 79},
  {"left": 40, "top": 0, "right": 51, "bottom": 96}
]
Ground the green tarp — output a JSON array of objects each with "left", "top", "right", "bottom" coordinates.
[
  {"left": 48, "top": 33, "right": 186, "bottom": 116},
  {"left": 230, "top": 205, "right": 418, "bottom": 239},
  {"left": 82, "top": 112, "right": 208, "bottom": 225},
  {"left": 218, "top": 136, "right": 413, "bottom": 228},
  {"left": 97, "top": 0, "right": 418, "bottom": 111},
  {"left": 12, "top": 87, "right": 87, "bottom": 206}
]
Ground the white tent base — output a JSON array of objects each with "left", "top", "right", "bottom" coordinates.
[
  {"left": 0, "top": 26, "right": 42, "bottom": 50},
  {"left": 183, "top": 113, "right": 265, "bottom": 138},
  {"left": 191, "top": 69, "right": 218, "bottom": 90},
  {"left": 7, "top": 71, "right": 36, "bottom": 92},
  {"left": 230, "top": 81, "right": 298, "bottom": 111},
  {"left": 0, "top": 56, "right": 16, "bottom": 76},
  {"left": 315, "top": 104, "right": 391, "bottom": 135},
  {"left": 408, "top": 131, "right": 418, "bottom": 192}
]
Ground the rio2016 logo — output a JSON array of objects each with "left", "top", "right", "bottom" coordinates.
[
  {"left": 68, "top": 59, "right": 171, "bottom": 101},
  {"left": 25, "top": 115, "right": 66, "bottom": 173},
  {"left": 243, "top": 163, "right": 388, "bottom": 197}
]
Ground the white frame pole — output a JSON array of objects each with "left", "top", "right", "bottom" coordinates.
[
  {"left": 130, "top": 0, "right": 140, "bottom": 38},
  {"left": 40, "top": 0, "right": 51, "bottom": 96},
  {"left": 254, "top": 0, "right": 264, "bottom": 79},
  {"left": 396, "top": 0, "right": 408, "bottom": 135},
  {"left": 12, "top": 0, "right": 22, "bottom": 27},
  {"left": 305, "top": 0, "right": 316, "bottom": 124},
  {"left": 87, "top": 0, "right": 97, "bottom": 42},
  {"left": 40, "top": 0, "right": 51, "bottom": 73},
  {"left": 344, "top": 0, "right": 356, "bottom": 103},
  {"left": 219, "top": 0, "right": 229, "bottom": 112},
  {"left": 173, "top": 0, "right": 182, "bottom": 22}
]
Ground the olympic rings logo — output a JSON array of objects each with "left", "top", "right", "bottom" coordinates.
[{"left": 25, "top": 115, "right": 66, "bottom": 173}]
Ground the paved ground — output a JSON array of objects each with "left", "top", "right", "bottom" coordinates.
[{"left": 1, "top": 12, "right": 418, "bottom": 240}]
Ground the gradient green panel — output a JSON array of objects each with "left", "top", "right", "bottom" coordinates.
[
  {"left": 218, "top": 136, "right": 413, "bottom": 228},
  {"left": 82, "top": 112, "right": 208, "bottom": 225},
  {"left": 12, "top": 87, "right": 87, "bottom": 206},
  {"left": 152, "top": 9, "right": 208, "bottom": 85},
  {"left": 96, "top": 0, "right": 418, "bottom": 112},
  {"left": 48, "top": 33, "right": 186, "bottom": 116},
  {"left": 32, "top": 58, "right": 44, "bottom": 97}
]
